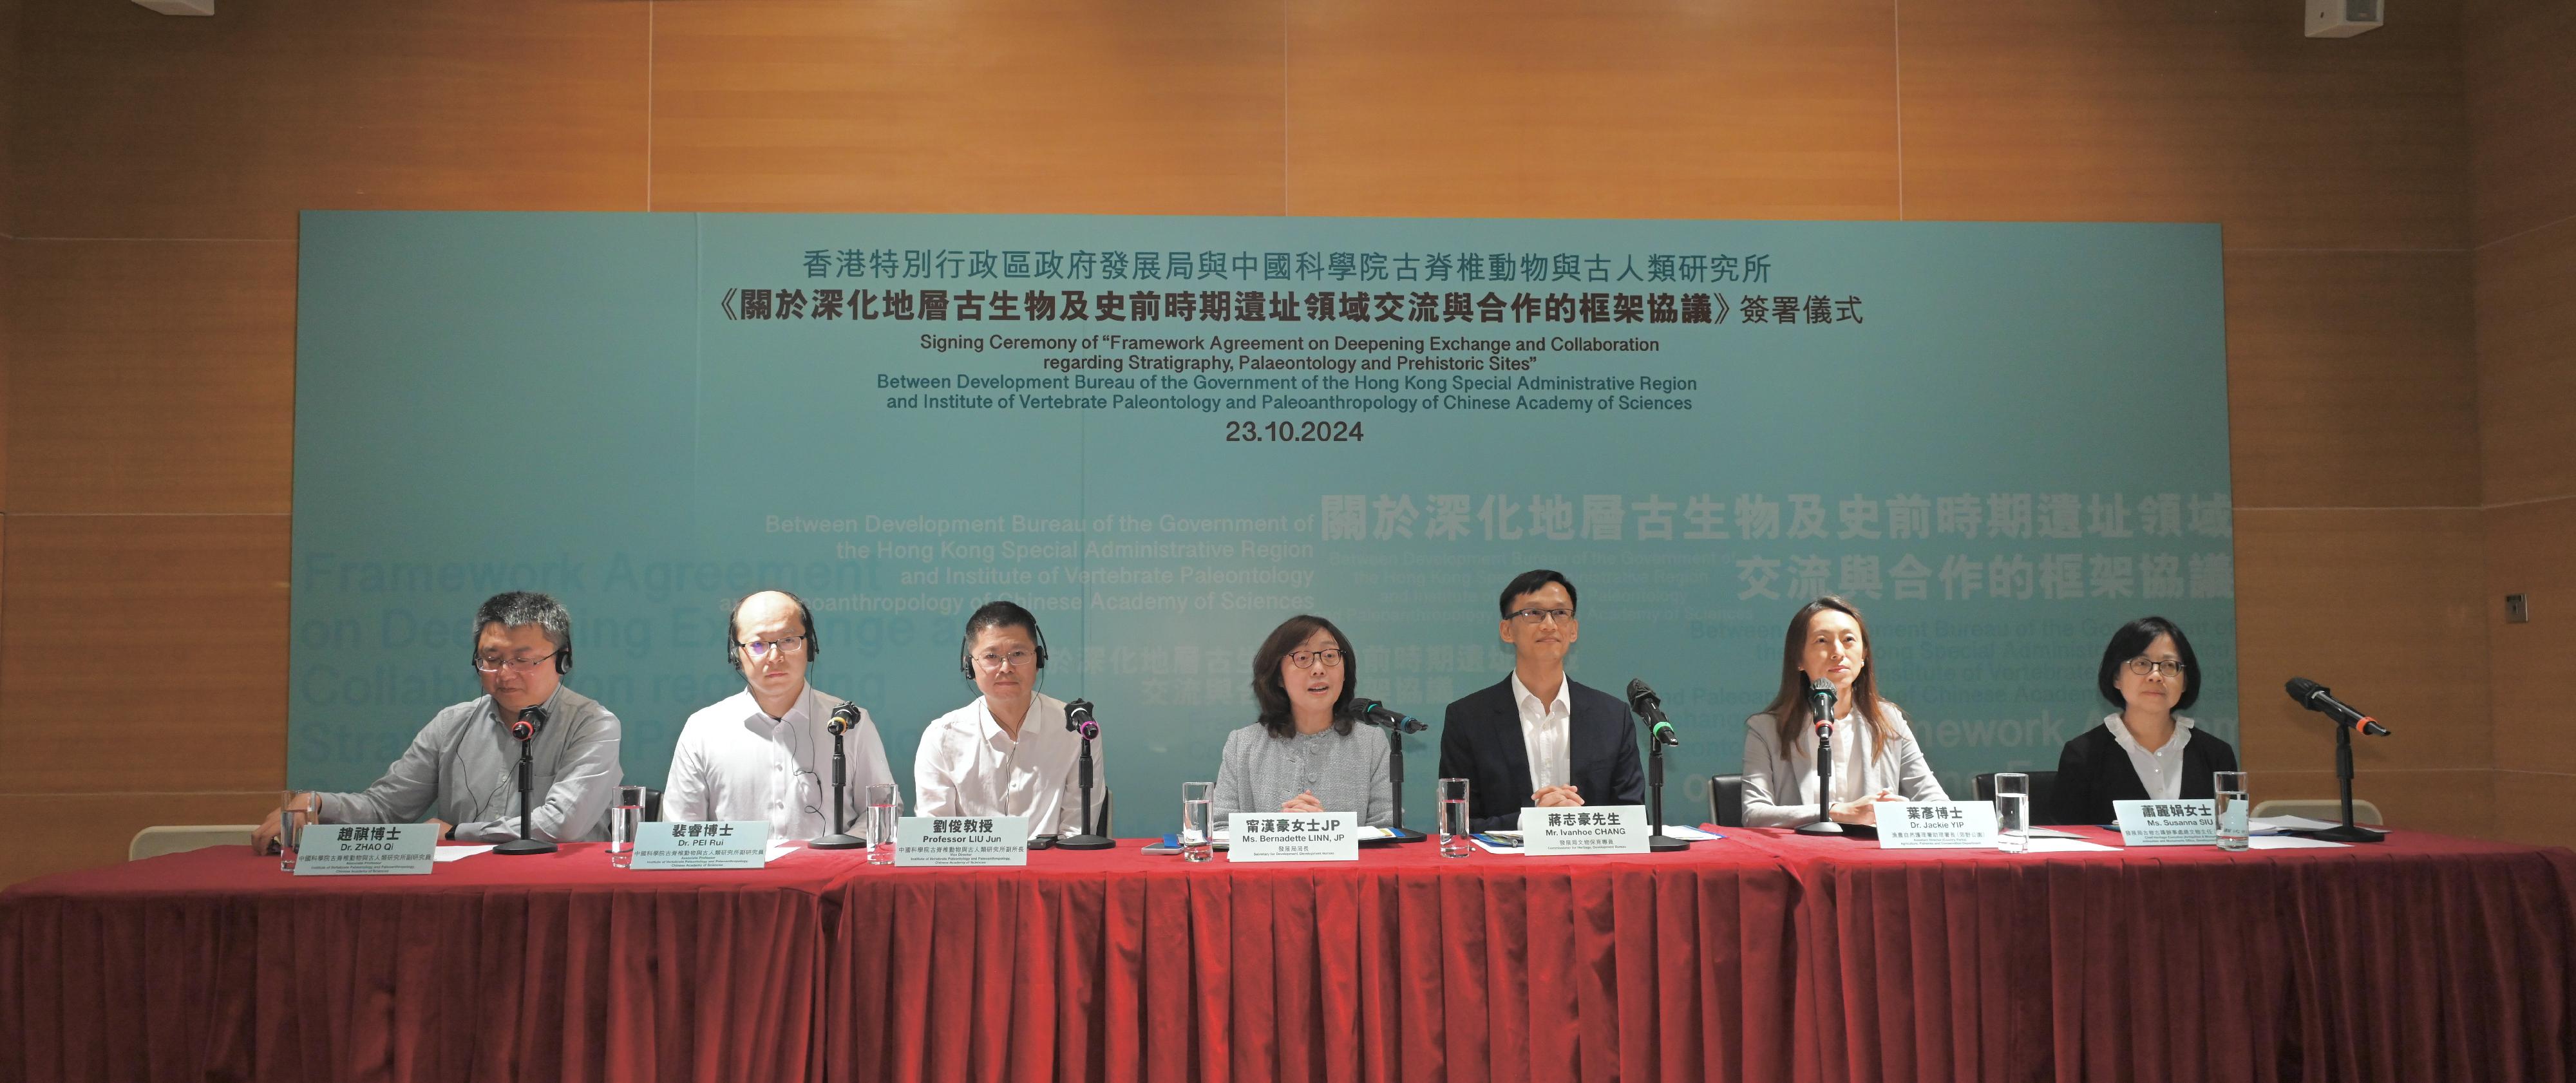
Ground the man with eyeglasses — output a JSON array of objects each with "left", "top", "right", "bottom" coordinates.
[
  {"left": 662, "top": 590, "right": 895, "bottom": 838},
  {"left": 914, "top": 600, "right": 1101, "bottom": 840},
  {"left": 252, "top": 590, "right": 625, "bottom": 852},
  {"left": 1437, "top": 569, "right": 1645, "bottom": 832}
]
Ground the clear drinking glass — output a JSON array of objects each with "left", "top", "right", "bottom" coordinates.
[
  {"left": 1437, "top": 777, "right": 1473, "bottom": 858},
  {"left": 276, "top": 790, "right": 314, "bottom": 872},
  {"left": 1995, "top": 793, "right": 2031, "bottom": 853},
  {"left": 1180, "top": 782, "right": 1215, "bottom": 863},
  {"left": 609, "top": 784, "right": 647, "bottom": 868},
  {"left": 2213, "top": 771, "right": 2250, "bottom": 851},
  {"left": 1991, "top": 773, "right": 2031, "bottom": 853},
  {"left": 866, "top": 784, "right": 900, "bottom": 865}
]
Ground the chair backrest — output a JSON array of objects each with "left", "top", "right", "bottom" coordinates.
[
  {"left": 643, "top": 787, "right": 664, "bottom": 823},
  {"left": 2251, "top": 798, "right": 2383, "bottom": 825},
  {"left": 129, "top": 824, "right": 258, "bottom": 862},
  {"left": 1973, "top": 771, "right": 2061, "bottom": 824},
  {"left": 1709, "top": 773, "right": 1745, "bottom": 828}
]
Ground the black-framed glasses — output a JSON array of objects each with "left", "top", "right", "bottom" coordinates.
[
  {"left": 472, "top": 650, "right": 560, "bottom": 674},
  {"left": 1285, "top": 649, "right": 1345, "bottom": 670},
  {"left": 1508, "top": 607, "right": 1575, "bottom": 624},
  {"left": 2123, "top": 657, "right": 2187, "bottom": 677},
  {"left": 739, "top": 636, "right": 810, "bottom": 659}
]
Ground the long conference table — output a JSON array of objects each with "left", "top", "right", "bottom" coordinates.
[{"left": 4, "top": 827, "right": 2571, "bottom": 1083}]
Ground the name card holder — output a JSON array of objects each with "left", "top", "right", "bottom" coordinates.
[
  {"left": 1520, "top": 804, "right": 1651, "bottom": 856},
  {"left": 632, "top": 821, "right": 773, "bottom": 870},
  {"left": 1226, "top": 812, "right": 1360, "bottom": 862},
  {"left": 2114, "top": 799, "right": 2218, "bottom": 846},
  {"left": 895, "top": 816, "right": 1030, "bottom": 867},
  {"left": 294, "top": 823, "right": 440, "bottom": 876}
]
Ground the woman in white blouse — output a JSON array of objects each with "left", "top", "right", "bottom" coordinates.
[{"left": 1739, "top": 596, "right": 1947, "bottom": 828}]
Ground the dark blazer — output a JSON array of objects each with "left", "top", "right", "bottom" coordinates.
[
  {"left": 2049, "top": 720, "right": 2240, "bottom": 827},
  {"left": 1438, "top": 676, "right": 1647, "bottom": 833}
]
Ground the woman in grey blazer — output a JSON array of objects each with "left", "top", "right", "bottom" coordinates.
[{"left": 1739, "top": 596, "right": 1946, "bottom": 828}]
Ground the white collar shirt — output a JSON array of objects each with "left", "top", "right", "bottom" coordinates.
[
  {"left": 661, "top": 684, "right": 896, "bottom": 841},
  {"left": 2104, "top": 712, "right": 2195, "bottom": 802},
  {"left": 914, "top": 693, "right": 1099, "bottom": 839},
  {"left": 1511, "top": 671, "right": 1573, "bottom": 792}
]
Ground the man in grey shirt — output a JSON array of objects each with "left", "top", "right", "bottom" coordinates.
[{"left": 253, "top": 591, "right": 624, "bottom": 851}]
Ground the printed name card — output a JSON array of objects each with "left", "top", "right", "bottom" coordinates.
[
  {"left": 2115, "top": 800, "right": 2218, "bottom": 846},
  {"left": 1520, "top": 804, "right": 1651, "bottom": 856},
  {"left": 895, "top": 816, "right": 1030, "bottom": 867},
  {"left": 632, "top": 821, "right": 773, "bottom": 870},
  {"left": 293, "top": 823, "right": 440, "bottom": 876},
  {"left": 1876, "top": 801, "right": 2001, "bottom": 849},
  {"left": 1226, "top": 813, "right": 1359, "bottom": 862}
]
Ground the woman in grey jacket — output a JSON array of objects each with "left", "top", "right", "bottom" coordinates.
[{"left": 1739, "top": 596, "right": 1947, "bottom": 828}]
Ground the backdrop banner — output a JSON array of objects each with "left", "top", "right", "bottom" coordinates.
[{"left": 293, "top": 212, "right": 2234, "bottom": 827}]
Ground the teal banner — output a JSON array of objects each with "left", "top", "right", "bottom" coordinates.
[{"left": 294, "top": 212, "right": 2234, "bottom": 827}]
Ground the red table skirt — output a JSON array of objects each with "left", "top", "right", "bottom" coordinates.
[{"left": 6, "top": 832, "right": 2573, "bottom": 1083}]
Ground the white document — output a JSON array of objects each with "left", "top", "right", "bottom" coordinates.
[
  {"left": 2248, "top": 815, "right": 2344, "bottom": 834},
  {"left": 2248, "top": 834, "right": 2351, "bottom": 849},
  {"left": 2025, "top": 836, "right": 2120, "bottom": 853},
  {"left": 764, "top": 840, "right": 802, "bottom": 862},
  {"left": 1661, "top": 824, "right": 1724, "bottom": 841},
  {"left": 431, "top": 845, "right": 496, "bottom": 863},
  {"left": 1470, "top": 835, "right": 1526, "bottom": 855}
]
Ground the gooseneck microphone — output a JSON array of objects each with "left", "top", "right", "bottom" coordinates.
[
  {"left": 2285, "top": 678, "right": 2392, "bottom": 737},
  {"left": 495, "top": 706, "right": 558, "bottom": 854},
  {"left": 1795, "top": 679, "right": 1845, "bottom": 836},
  {"left": 812, "top": 702, "right": 865, "bottom": 849},
  {"left": 1055, "top": 699, "right": 1114, "bottom": 850},
  {"left": 1352, "top": 697, "right": 1426, "bottom": 734},
  {"left": 1627, "top": 679, "right": 1679, "bottom": 747},
  {"left": 1626, "top": 678, "right": 1690, "bottom": 851},
  {"left": 2281, "top": 677, "right": 2391, "bottom": 843},
  {"left": 1351, "top": 698, "right": 1429, "bottom": 843}
]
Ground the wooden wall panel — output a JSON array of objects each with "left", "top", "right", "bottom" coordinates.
[
  {"left": 2232, "top": 509, "right": 2488, "bottom": 772},
  {"left": 1282, "top": 1, "right": 1900, "bottom": 220},
  {"left": 0, "top": 514, "right": 287, "bottom": 794},
  {"left": 2225, "top": 251, "right": 2478, "bottom": 509},
  {"left": 651, "top": 1, "right": 1287, "bottom": 215},
  {"left": 2494, "top": 771, "right": 2576, "bottom": 849},
  {"left": 2464, "top": 0, "right": 2576, "bottom": 246},
  {"left": 2486, "top": 496, "right": 2576, "bottom": 777},
  {"left": 7, "top": 240, "right": 294, "bottom": 514},
  {"left": 2474, "top": 220, "right": 2576, "bottom": 507},
  {"left": 1901, "top": 0, "right": 2469, "bottom": 250},
  {"left": 0, "top": 790, "right": 277, "bottom": 889},
  {"left": 12, "top": 0, "right": 647, "bottom": 240}
]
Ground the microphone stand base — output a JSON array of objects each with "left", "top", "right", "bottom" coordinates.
[
  {"left": 808, "top": 833, "right": 866, "bottom": 850},
  {"left": 1054, "top": 834, "right": 1117, "bottom": 850},
  {"left": 1381, "top": 827, "right": 1429, "bottom": 843},
  {"left": 2295, "top": 824, "right": 2387, "bottom": 843},
  {"left": 1647, "top": 834, "right": 1692, "bottom": 852},
  {"left": 494, "top": 838, "right": 558, "bottom": 855},
  {"left": 1794, "top": 820, "right": 1847, "bottom": 836}
]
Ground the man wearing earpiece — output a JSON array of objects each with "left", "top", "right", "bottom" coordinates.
[
  {"left": 252, "top": 590, "right": 625, "bottom": 851},
  {"left": 914, "top": 600, "right": 1101, "bottom": 840},
  {"left": 663, "top": 589, "right": 896, "bottom": 839}
]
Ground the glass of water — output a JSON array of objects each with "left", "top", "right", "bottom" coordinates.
[
  {"left": 866, "top": 784, "right": 900, "bottom": 865},
  {"left": 1437, "top": 777, "right": 1473, "bottom": 857},
  {"left": 1180, "top": 782, "right": 1215, "bottom": 863},
  {"left": 276, "top": 790, "right": 314, "bottom": 872},
  {"left": 2214, "top": 771, "right": 2250, "bottom": 851},
  {"left": 1991, "top": 773, "right": 2031, "bottom": 853},
  {"left": 609, "top": 785, "right": 647, "bottom": 867}
]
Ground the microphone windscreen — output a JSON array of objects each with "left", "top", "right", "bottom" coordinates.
[{"left": 2285, "top": 677, "right": 2324, "bottom": 702}]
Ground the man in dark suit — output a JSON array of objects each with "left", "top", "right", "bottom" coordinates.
[{"left": 1439, "top": 569, "right": 1645, "bottom": 832}]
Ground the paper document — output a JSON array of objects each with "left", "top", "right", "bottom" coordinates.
[
  {"left": 1357, "top": 826, "right": 1402, "bottom": 840},
  {"left": 764, "top": 841, "right": 803, "bottom": 862},
  {"left": 1661, "top": 824, "right": 1724, "bottom": 841},
  {"left": 1470, "top": 836, "right": 1525, "bottom": 855},
  {"left": 2248, "top": 815, "right": 2343, "bottom": 834},
  {"left": 2248, "top": 834, "right": 2349, "bottom": 849},
  {"left": 2023, "top": 827, "right": 2090, "bottom": 840},
  {"left": 2025, "top": 837, "right": 2119, "bottom": 852},
  {"left": 431, "top": 845, "right": 495, "bottom": 863}
]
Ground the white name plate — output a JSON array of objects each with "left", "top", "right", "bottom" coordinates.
[
  {"left": 2116, "top": 799, "right": 2218, "bottom": 846},
  {"left": 293, "top": 823, "right": 439, "bottom": 876},
  {"left": 632, "top": 821, "right": 772, "bottom": 869},
  {"left": 1520, "top": 804, "right": 1651, "bottom": 856},
  {"left": 895, "top": 816, "right": 1030, "bottom": 867},
  {"left": 1226, "top": 812, "right": 1359, "bottom": 863},
  {"left": 1877, "top": 801, "right": 2001, "bottom": 849}
]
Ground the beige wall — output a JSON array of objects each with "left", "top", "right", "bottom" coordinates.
[
  {"left": 2468, "top": 0, "right": 2576, "bottom": 848},
  {"left": 1, "top": 0, "right": 2541, "bottom": 886}
]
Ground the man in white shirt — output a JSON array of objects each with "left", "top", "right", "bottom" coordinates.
[
  {"left": 915, "top": 601, "right": 1102, "bottom": 840},
  {"left": 1437, "top": 570, "right": 1645, "bottom": 832},
  {"left": 663, "top": 590, "right": 896, "bottom": 839}
]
